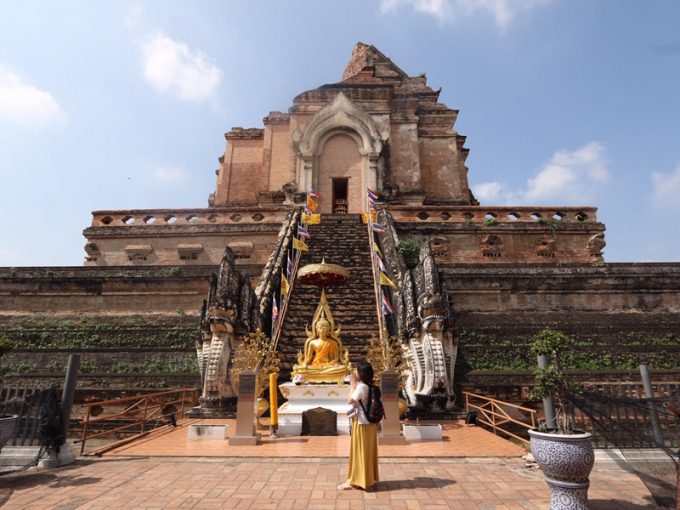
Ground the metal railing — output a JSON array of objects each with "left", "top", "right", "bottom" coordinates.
[
  {"left": 77, "top": 388, "right": 199, "bottom": 456},
  {"left": 0, "top": 385, "right": 56, "bottom": 446},
  {"left": 464, "top": 391, "right": 538, "bottom": 444},
  {"left": 568, "top": 383, "right": 680, "bottom": 449}
]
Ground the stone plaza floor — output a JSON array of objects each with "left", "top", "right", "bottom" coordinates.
[
  {"left": 0, "top": 420, "right": 660, "bottom": 509},
  {"left": 104, "top": 419, "right": 526, "bottom": 458}
]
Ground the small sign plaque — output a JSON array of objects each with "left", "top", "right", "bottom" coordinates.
[
  {"left": 238, "top": 372, "right": 257, "bottom": 401},
  {"left": 381, "top": 371, "right": 399, "bottom": 402},
  {"left": 301, "top": 407, "right": 337, "bottom": 436}
]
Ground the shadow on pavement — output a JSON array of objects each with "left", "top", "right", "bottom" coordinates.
[
  {"left": 0, "top": 471, "right": 102, "bottom": 508},
  {"left": 376, "top": 476, "right": 456, "bottom": 491},
  {"left": 589, "top": 497, "right": 661, "bottom": 510}
]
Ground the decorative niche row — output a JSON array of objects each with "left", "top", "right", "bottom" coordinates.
[{"left": 119, "top": 242, "right": 255, "bottom": 263}]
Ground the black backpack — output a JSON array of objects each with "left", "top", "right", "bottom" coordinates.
[{"left": 359, "top": 384, "right": 385, "bottom": 423}]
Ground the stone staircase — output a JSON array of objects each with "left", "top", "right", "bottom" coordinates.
[{"left": 276, "top": 214, "right": 380, "bottom": 375}]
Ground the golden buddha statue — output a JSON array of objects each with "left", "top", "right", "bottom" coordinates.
[{"left": 292, "top": 290, "right": 351, "bottom": 383}]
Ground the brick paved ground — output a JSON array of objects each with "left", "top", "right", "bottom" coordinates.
[
  {"left": 0, "top": 420, "right": 659, "bottom": 509},
  {"left": 103, "top": 419, "right": 526, "bottom": 458},
  {"left": 0, "top": 456, "right": 657, "bottom": 509}
]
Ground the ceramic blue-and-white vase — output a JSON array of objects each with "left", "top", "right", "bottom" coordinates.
[
  {"left": 529, "top": 430, "right": 594, "bottom": 510},
  {"left": 529, "top": 430, "right": 594, "bottom": 483}
]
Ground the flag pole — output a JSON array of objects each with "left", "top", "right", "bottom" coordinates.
[
  {"left": 366, "top": 190, "right": 384, "bottom": 342},
  {"left": 271, "top": 207, "right": 303, "bottom": 354}
]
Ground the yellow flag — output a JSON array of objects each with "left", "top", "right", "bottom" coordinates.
[
  {"left": 302, "top": 212, "right": 320, "bottom": 224},
  {"left": 373, "top": 242, "right": 383, "bottom": 258},
  {"left": 379, "top": 272, "right": 398, "bottom": 289},
  {"left": 293, "top": 238, "right": 309, "bottom": 252},
  {"left": 281, "top": 273, "right": 289, "bottom": 295},
  {"left": 306, "top": 196, "right": 318, "bottom": 213},
  {"left": 361, "top": 211, "right": 377, "bottom": 224}
]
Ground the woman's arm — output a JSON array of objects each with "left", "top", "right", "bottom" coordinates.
[{"left": 347, "top": 374, "right": 358, "bottom": 404}]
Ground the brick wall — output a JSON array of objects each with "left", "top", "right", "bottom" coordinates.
[
  {"left": 388, "top": 123, "right": 421, "bottom": 191},
  {"left": 225, "top": 138, "right": 265, "bottom": 202},
  {"left": 419, "top": 137, "right": 468, "bottom": 202},
  {"left": 268, "top": 122, "right": 293, "bottom": 192}
]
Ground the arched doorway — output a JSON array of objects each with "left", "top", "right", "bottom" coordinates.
[
  {"left": 296, "top": 93, "right": 384, "bottom": 213},
  {"left": 316, "top": 133, "right": 362, "bottom": 214}
]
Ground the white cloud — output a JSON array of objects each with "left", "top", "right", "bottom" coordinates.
[
  {"left": 379, "top": 0, "right": 551, "bottom": 30},
  {"left": 151, "top": 165, "right": 186, "bottom": 183},
  {"left": 472, "top": 142, "right": 609, "bottom": 205},
  {"left": 525, "top": 142, "right": 609, "bottom": 203},
  {"left": 651, "top": 163, "right": 680, "bottom": 209},
  {"left": 472, "top": 181, "right": 505, "bottom": 202},
  {"left": 0, "top": 68, "right": 67, "bottom": 127},
  {"left": 140, "top": 32, "right": 222, "bottom": 103}
]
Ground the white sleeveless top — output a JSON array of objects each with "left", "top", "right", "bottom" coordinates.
[{"left": 351, "top": 382, "right": 370, "bottom": 425}]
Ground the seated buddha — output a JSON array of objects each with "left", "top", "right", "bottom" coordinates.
[{"left": 292, "top": 293, "right": 351, "bottom": 384}]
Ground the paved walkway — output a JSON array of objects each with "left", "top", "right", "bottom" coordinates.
[
  {"left": 0, "top": 421, "right": 659, "bottom": 509},
  {"left": 104, "top": 419, "right": 525, "bottom": 458},
  {"left": 0, "top": 456, "right": 657, "bottom": 509}
]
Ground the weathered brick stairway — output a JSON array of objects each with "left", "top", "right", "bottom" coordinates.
[{"left": 276, "top": 214, "right": 380, "bottom": 375}]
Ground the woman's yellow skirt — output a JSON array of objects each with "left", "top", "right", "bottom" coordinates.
[{"left": 346, "top": 419, "right": 379, "bottom": 489}]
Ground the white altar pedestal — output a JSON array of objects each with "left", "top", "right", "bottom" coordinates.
[{"left": 277, "top": 382, "right": 352, "bottom": 435}]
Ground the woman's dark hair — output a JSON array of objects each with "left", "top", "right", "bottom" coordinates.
[{"left": 355, "top": 361, "right": 374, "bottom": 385}]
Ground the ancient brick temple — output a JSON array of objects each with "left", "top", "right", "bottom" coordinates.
[
  {"left": 83, "top": 42, "right": 604, "bottom": 268},
  {"left": 1, "top": 43, "right": 678, "bottom": 397}
]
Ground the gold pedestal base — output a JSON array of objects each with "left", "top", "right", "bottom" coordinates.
[{"left": 291, "top": 364, "right": 350, "bottom": 384}]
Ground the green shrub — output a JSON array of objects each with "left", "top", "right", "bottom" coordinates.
[{"left": 396, "top": 239, "right": 420, "bottom": 268}]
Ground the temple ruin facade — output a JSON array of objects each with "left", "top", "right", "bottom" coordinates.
[
  {"left": 83, "top": 43, "right": 604, "bottom": 269},
  {"left": 1, "top": 43, "right": 678, "bottom": 399}
]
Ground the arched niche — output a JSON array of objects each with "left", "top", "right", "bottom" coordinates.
[{"left": 296, "top": 93, "right": 384, "bottom": 212}]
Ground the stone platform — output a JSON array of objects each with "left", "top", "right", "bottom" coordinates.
[{"left": 277, "top": 382, "right": 352, "bottom": 435}]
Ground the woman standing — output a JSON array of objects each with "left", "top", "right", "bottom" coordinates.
[{"left": 338, "top": 361, "right": 379, "bottom": 490}]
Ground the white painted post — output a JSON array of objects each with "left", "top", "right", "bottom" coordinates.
[
  {"left": 229, "top": 370, "right": 259, "bottom": 445},
  {"left": 379, "top": 370, "right": 406, "bottom": 444}
]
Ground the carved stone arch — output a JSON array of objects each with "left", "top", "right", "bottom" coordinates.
[
  {"left": 296, "top": 92, "right": 385, "bottom": 210},
  {"left": 315, "top": 128, "right": 364, "bottom": 157},
  {"left": 298, "top": 92, "right": 383, "bottom": 157}
]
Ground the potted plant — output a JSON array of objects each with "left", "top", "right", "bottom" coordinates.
[
  {"left": 0, "top": 338, "right": 18, "bottom": 451},
  {"left": 528, "top": 328, "right": 594, "bottom": 510}
]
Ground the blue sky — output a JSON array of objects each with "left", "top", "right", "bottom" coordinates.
[{"left": 1, "top": 0, "right": 679, "bottom": 266}]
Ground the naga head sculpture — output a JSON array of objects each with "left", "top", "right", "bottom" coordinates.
[
  {"left": 208, "top": 298, "right": 237, "bottom": 333},
  {"left": 417, "top": 292, "right": 446, "bottom": 332}
]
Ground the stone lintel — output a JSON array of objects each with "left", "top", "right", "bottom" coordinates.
[
  {"left": 224, "top": 127, "right": 264, "bottom": 140},
  {"left": 92, "top": 205, "right": 289, "bottom": 215},
  {"left": 417, "top": 130, "right": 458, "bottom": 138},
  {"left": 256, "top": 191, "right": 286, "bottom": 205},
  {"left": 263, "top": 111, "right": 290, "bottom": 124},
  {"left": 176, "top": 244, "right": 204, "bottom": 254},
  {"left": 83, "top": 223, "right": 285, "bottom": 238},
  {"left": 396, "top": 220, "right": 605, "bottom": 232},
  {"left": 392, "top": 191, "right": 426, "bottom": 205},
  {"left": 227, "top": 241, "right": 254, "bottom": 257},
  {"left": 123, "top": 244, "right": 152, "bottom": 254}
]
